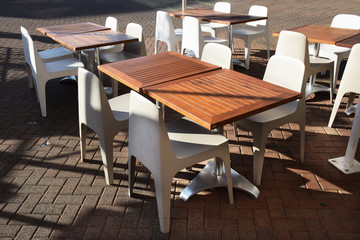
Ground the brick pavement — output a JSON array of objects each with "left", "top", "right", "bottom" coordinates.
[{"left": 1, "top": 0, "right": 360, "bottom": 239}]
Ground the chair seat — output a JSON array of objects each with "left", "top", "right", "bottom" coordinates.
[
  {"left": 232, "top": 26, "right": 266, "bottom": 36},
  {"left": 204, "top": 35, "right": 228, "bottom": 45},
  {"left": 167, "top": 117, "right": 228, "bottom": 159},
  {"left": 309, "top": 44, "right": 350, "bottom": 56},
  {"left": 201, "top": 22, "right": 227, "bottom": 29},
  {"left": 45, "top": 58, "right": 84, "bottom": 73},
  {"left": 108, "top": 92, "right": 130, "bottom": 121},
  {"left": 38, "top": 47, "right": 73, "bottom": 63},
  {"left": 100, "top": 51, "right": 138, "bottom": 63},
  {"left": 240, "top": 101, "right": 298, "bottom": 124}
]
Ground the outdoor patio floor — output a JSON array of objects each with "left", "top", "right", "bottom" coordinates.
[{"left": 0, "top": 0, "right": 360, "bottom": 239}]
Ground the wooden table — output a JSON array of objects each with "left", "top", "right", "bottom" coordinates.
[
  {"left": 273, "top": 24, "right": 360, "bottom": 55},
  {"left": 38, "top": 24, "right": 138, "bottom": 78},
  {"left": 144, "top": 68, "right": 301, "bottom": 200},
  {"left": 336, "top": 34, "right": 360, "bottom": 48},
  {"left": 98, "top": 51, "right": 221, "bottom": 92},
  {"left": 100, "top": 52, "right": 302, "bottom": 200},
  {"left": 37, "top": 22, "right": 110, "bottom": 38},
  {"left": 169, "top": 9, "right": 267, "bottom": 68},
  {"left": 145, "top": 68, "right": 301, "bottom": 130}
]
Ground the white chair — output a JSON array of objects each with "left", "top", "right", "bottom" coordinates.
[
  {"left": 201, "top": 2, "right": 231, "bottom": 38},
  {"left": 155, "top": 11, "right": 182, "bottom": 54},
  {"left": 309, "top": 14, "right": 360, "bottom": 89},
  {"left": 201, "top": 43, "right": 233, "bottom": 69},
  {"left": 181, "top": 16, "right": 228, "bottom": 59},
  {"left": 275, "top": 30, "right": 335, "bottom": 101},
  {"left": 100, "top": 23, "right": 147, "bottom": 96},
  {"left": 232, "top": 5, "right": 270, "bottom": 69},
  {"left": 82, "top": 16, "right": 123, "bottom": 72},
  {"left": 233, "top": 55, "right": 306, "bottom": 186},
  {"left": 78, "top": 68, "right": 130, "bottom": 185},
  {"left": 21, "top": 26, "right": 84, "bottom": 117},
  {"left": 21, "top": 27, "right": 73, "bottom": 89},
  {"left": 128, "top": 90, "right": 234, "bottom": 233},
  {"left": 328, "top": 44, "right": 360, "bottom": 127}
]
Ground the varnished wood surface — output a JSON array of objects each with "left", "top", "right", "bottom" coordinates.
[
  {"left": 50, "top": 30, "right": 138, "bottom": 51},
  {"left": 336, "top": 34, "right": 360, "bottom": 48},
  {"left": 273, "top": 25, "right": 360, "bottom": 45},
  {"left": 168, "top": 9, "right": 267, "bottom": 25},
  {"left": 37, "top": 22, "right": 110, "bottom": 38},
  {"left": 145, "top": 69, "right": 302, "bottom": 130},
  {"left": 98, "top": 52, "right": 221, "bottom": 92}
]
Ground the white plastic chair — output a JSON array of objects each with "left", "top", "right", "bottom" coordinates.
[
  {"left": 78, "top": 68, "right": 130, "bottom": 185},
  {"left": 155, "top": 11, "right": 182, "bottom": 54},
  {"left": 181, "top": 16, "right": 228, "bottom": 59},
  {"left": 21, "top": 26, "right": 84, "bottom": 117},
  {"left": 82, "top": 17, "right": 123, "bottom": 72},
  {"left": 99, "top": 23, "right": 147, "bottom": 96},
  {"left": 21, "top": 27, "right": 73, "bottom": 89},
  {"left": 201, "top": 2, "right": 231, "bottom": 38},
  {"left": 309, "top": 14, "right": 360, "bottom": 88},
  {"left": 201, "top": 43, "right": 233, "bottom": 69},
  {"left": 328, "top": 44, "right": 360, "bottom": 127},
  {"left": 275, "top": 30, "right": 334, "bottom": 101},
  {"left": 232, "top": 5, "right": 270, "bottom": 69},
  {"left": 128, "top": 91, "right": 234, "bottom": 233},
  {"left": 233, "top": 55, "right": 306, "bottom": 186}
]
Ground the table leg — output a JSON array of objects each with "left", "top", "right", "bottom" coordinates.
[
  {"left": 180, "top": 159, "right": 260, "bottom": 201},
  {"left": 328, "top": 98, "right": 360, "bottom": 174},
  {"left": 180, "top": 126, "right": 260, "bottom": 201}
]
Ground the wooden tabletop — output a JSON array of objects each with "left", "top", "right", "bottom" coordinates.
[
  {"left": 37, "top": 22, "right": 110, "bottom": 38},
  {"left": 145, "top": 69, "right": 302, "bottom": 130},
  {"left": 98, "top": 52, "right": 221, "bottom": 92},
  {"left": 273, "top": 24, "right": 360, "bottom": 45},
  {"left": 49, "top": 29, "right": 138, "bottom": 51},
  {"left": 336, "top": 34, "right": 360, "bottom": 48},
  {"left": 168, "top": 9, "right": 267, "bottom": 25}
]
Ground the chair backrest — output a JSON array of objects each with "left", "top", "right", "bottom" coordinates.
[
  {"left": 78, "top": 68, "right": 115, "bottom": 131},
  {"left": 339, "top": 43, "right": 360, "bottom": 91},
  {"left": 181, "top": 16, "right": 204, "bottom": 58},
  {"left": 331, "top": 14, "right": 360, "bottom": 29},
  {"left": 155, "top": 11, "right": 178, "bottom": 52},
  {"left": 246, "top": 5, "right": 268, "bottom": 28},
  {"left": 20, "top": 26, "right": 47, "bottom": 79},
  {"left": 124, "top": 23, "right": 147, "bottom": 57},
  {"left": 214, "top": 2, "right": 231, "bottom": 13},
  {"left": 263, "top": 55, "right": 306, "bottom": 97},
  {"left": 275, "top": 30, "right": 308, "bottom": 63},
  {"left": 201, "top": 43, "right": 232, "bottom": 69},
  {"left": 105, "top": 16, "right": 117, "bottom": 31},
  {"left": 129, "top": 90, "right": 174, "bottom": 173}
]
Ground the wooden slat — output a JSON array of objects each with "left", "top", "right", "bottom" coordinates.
[
  {"left": 273, "top": 25, "right": 360, "bottom": 45},
  {"left": 37, "top": 22, "right": 110, "bottom": 38},
  {"left": 336, "top": 34, "right": 360, "bottom": 48},
  {"left": 168, "top": 9, "right": 267, "bottom": 25},
  {"left": 50, "top": 30, "right": 138, "bottom": 51},
  {"left": 145, "top": 69, "right": 302, "bottom": 130},
  {"left": 98, "top": 52, "right": 221, "bottom": 92}
]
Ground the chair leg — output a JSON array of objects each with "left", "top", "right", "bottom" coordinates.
[
  {"left": 154, "top": 177, "right": 172, "bottom": 233},
  {"left": 346, "top": 92, "right": 356, "bottom": 109},
  {"left": 128, "top": 155, "right": 136, "bottom": 197},
  {"left": 266, "top": 35, "right": 270, "bottom": 59},
  {"left": 329, "top": 67, "right": 334, "bottom": 102},
  {"left": 154, "top": 40, "right": 158, "bottom": 54},
  {"left": 299, "top": 119, "right": 305, "bottom": 164},
  {"left": 79, "top": 123, "right": 87, "bottom": 162},
  {"left": 252, "top": 129, "right": 267, "bottom": 186},
  {"left": 25, "top": 63, "right": 33, "bottom": 89},
  {"left": 98, "top": 135, "right": 115, "bottom": 185},
  {"left": 37, "top": 81, "right": 47, "bottom": 117},
  {"left": 328, "top": 91, "right": 346, "bottom": 128}
]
